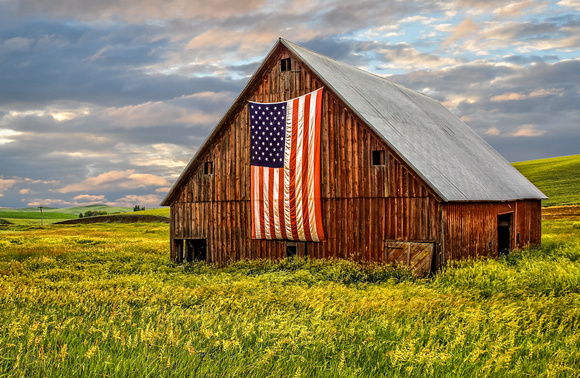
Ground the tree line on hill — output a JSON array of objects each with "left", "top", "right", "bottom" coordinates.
[{"left": 78, "top": 205, "right": 146, "bottom": 218}]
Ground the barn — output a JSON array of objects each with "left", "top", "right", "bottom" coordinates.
[{"left": 161, "top": 38, "right": 546, "bottom": 274}]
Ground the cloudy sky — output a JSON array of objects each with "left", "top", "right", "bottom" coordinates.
[{"left": 0, "top": 0, "right": 579, "bottom": 208}]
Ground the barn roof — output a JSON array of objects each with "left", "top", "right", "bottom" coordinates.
[{"left": 161, "top": 38, "right": 546, "bottom": 206}]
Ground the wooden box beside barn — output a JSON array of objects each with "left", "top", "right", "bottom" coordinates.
[{"left": 161, "top": 39, "right": 546, "bottom": 274}]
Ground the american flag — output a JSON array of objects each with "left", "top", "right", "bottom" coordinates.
[{"left": 249, "top": 88, "right": 325, "bottom": 242}]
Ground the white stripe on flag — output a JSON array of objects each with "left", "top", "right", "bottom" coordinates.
[{"left": 283, "top": 99, "right": 293, "bottom": 239}]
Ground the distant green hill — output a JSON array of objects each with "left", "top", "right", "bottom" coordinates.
[
  {"left": 513, "top": 154, "right": 580, "bottom": 207},
  {"left": 0, "top": 204, "right": 134, "bottom": 225}
]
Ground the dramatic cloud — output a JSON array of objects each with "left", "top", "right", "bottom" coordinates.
[
  {"left": 57, "top": 170, "right": 170, "bottom": 194},
  {"left": 0, "top": 0, "right": 578, "bottom": 207}
]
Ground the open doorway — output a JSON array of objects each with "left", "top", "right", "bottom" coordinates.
[
  {"left": 185, "top": 239, "right": 207, "bottom": 262},
  {"left": 497, "top": 213, "right": 512, "bottom": 256},
  {"left": 286, "top": 242, "right": 307, "bottom": 259}
]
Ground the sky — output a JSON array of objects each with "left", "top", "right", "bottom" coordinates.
[{"left": 0, "top": 0, "right": 579, "bottom": 209}]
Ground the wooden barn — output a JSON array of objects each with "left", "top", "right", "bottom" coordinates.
[{"left": 161, "top": 38, "right": 546, "bottom": 274}]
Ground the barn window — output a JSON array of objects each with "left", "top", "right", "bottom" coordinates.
[
  {"left": 286, "top": 244, "right": 297, "bottom": 258},
  {"left": 372, "top": 150, "right": 385, "bottom": 166},
  {"left": 281, "top": 57, "right": 291, "bottom": 72},
  {"left": 203, "top": 161, "right": 213, "bottom": 175}
]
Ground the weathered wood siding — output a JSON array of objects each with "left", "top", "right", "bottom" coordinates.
[
  {"left": 441, "top": 200, "right": 542, "bottom": 262},
  {"left": 169, "top": 45, "right": 441, "bottom": 264}
]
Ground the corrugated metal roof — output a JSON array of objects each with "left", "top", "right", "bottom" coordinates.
[{"left": 282, "top": 39, "right": 546, "bottom": 202}]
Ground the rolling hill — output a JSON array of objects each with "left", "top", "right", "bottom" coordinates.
[{"left": 513, "top": 154, "right": 580, "bottom": 207}]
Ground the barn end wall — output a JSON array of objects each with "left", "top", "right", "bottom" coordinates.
[
  {"left": 441, "top": 200, "right": 542, "bottom": 263},
  {"left": 169, "top": 45, "right": 442, "bottom": 265}
]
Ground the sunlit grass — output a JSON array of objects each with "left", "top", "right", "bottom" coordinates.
[
  {"left": 513, "top": 154, "right": 580, "bottom": 207},
  {"left": 0, "top": 220, "right": 579, "bottom": 376}
]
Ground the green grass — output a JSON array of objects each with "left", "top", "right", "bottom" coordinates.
[
  {"left": 130, "top": 207, "right": 170, "bottom": 217},
  {"left": 0, "top": 220, "right": 579, "bottom": 376},
  {"left": 0, "top": 205, "right": 138, "bottom": 225},
  {"left": 513, "top": 154, "right": 580, "bottom": 207}
]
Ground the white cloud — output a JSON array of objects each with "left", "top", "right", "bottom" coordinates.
[
  {"left": 72, "top": 194, "right": 107, "bottom": 202},
  {"left": 490, "top": 88, "right": 564, "bottom": 102},
  {"left": 485, "top": 127, "right": 501, "bottom": 136},
  {"left": 0, "top": 129, "right": 22, "bottom": 144},
  {"left": 557, "top": 0, "right": 580, "bottom": 11},
  {"left": 99, "top": 92, "right": 232, "bottom": 128},
  {"left": 0, "top": 178, "right": 18, "bottom": 192},
  {"left": 57, "top": 170, "right": 170, "bottom": 194},
  {"left": 509, "top": 125, "right": 546, "bottom": 137},
  {"left": 106, "top": 194, "right": 163, "bottom": 208}
]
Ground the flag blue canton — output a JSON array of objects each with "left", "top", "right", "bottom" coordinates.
[{"left": 250, "top": 102, "right": 287, "bottom": 168}]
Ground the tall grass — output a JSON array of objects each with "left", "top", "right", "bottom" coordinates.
[{"left": 0, "top": 221, "right": 579, "bottom": 377}]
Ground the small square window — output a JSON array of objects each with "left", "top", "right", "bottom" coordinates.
[
  {"left": 203, "top": 161, "right": 213, "bottom": 175},
  {"left": 281, "top": 57, "right": 291, "bottom": 72},
  {"left": 372, "top": 150, "right": 385, "bottom": 166},
  {"left": 286, "top": 245, "right": 297, "bottom": 258}
]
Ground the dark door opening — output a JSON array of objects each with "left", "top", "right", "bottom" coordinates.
[
  {"left": 498, "top": 213, "right": 512, "bottom": 256},
  {"left": 183, "top": 239, "right": 207, "bottom": 262},
  {"left": 286, "top": 245, "right": 297, "bottom": 258},
  {"left": 286, "top": 242, "right": 307, "bottom": 259}
]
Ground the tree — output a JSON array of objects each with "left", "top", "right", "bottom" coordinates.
[
  {"left": 79, "top": 213, "right": 83, "bottom": 218},
  {"left": 133, "top": 205, "right": 141, "bottom": 212}
]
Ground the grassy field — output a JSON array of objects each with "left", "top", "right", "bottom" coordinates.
[
  {"left": 1, "top": 217, "right": 580, "bottom": 377},
  {"left": 513, "top": 154, "right": 580, "bottom": 207},
  {"left": 0, "top": 205, "right": 136, "bottom": 225}
]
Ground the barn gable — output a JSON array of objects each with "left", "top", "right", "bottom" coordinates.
[{"left": 162, "top": 38, "right": 545, "bottom": 206}]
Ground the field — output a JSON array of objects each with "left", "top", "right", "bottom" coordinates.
[
  {"left": 0, "top": 205, "right": 139, "bottom": 225},
  {"left": 513, "top": 154, "right": 580, "bottom": 207},
  {"left": 1, "top": 216, "right": 580, "bottom": 377}
]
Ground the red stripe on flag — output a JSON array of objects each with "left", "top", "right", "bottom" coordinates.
[
  {"left": 251, "top": 165, "right": 256, "bottom": 238},
  {"left": 289, "top": 97, "right": 300, "bottom": 240},
  {"left": 268, "top": 167, "right": 276, "bottom": 239},
  {"left": 278, "top": 167, "right": 287, "bottom": 240},
  {"left": 258, "top": 166, "right": 266, "bottom": 238}
]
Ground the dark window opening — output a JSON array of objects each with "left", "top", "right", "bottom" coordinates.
[
  {"left": 184, "top": 239, "right": 207, "bottom": 262},
  {"left": 498, "top": 213, "right": 512, "bottom": 256},
  {"left": 517, "top": 233, "right": 520, "bottom": 247},
  {"left": 281, "top": 57, "right": 291, "bottom": 72},
  {"left": 286, "top": 245, "right": 297, "bottom": 258},
  {"left": 372, "top": 150, "right": 385, "bottom": 166},
  {"left": 204, "top": 161, "right": 213, "bottom": 175}
]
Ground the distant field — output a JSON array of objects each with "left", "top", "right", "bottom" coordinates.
[
  {"left": 513, "top": 154, "right": 580, "bottom": 207},
  {"left": 131, "top": 207, "right": 170, "bottom": 217},
  {"left": 0, "top": 205, "right": 137, "bottom": 225}
]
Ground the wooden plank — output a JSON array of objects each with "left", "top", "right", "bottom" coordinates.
[
  {"left": 345, "top": 113, "right": 352, "bottom": 198},
  {"left": 322, "top": 91, "right": 330, "bottom": 199}
]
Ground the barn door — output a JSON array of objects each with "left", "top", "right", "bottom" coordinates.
[
  {"left": 185, "top": 239, "right": 207, "bottom": 262},
  {"left": 384, "top": 241, "right": 434, "bottom": 276},
  {"left": 286, "top": 242, "right": 307, "bottom": 259},
  {"left": 498, "top": 213, "right": 512, "bottom": 256}
]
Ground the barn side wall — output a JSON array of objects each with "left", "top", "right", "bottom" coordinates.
[
  {"left": 441, "top": 200, "right": 542, "bottom": 262},
  {"left": 169, "top": 45, "right": 441, "bottom": 264}
]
